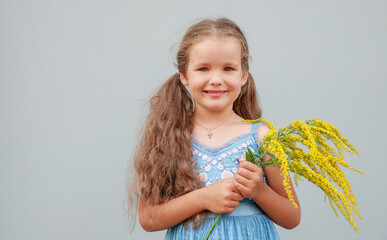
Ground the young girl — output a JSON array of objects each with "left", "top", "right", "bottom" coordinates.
[{"left": 128, "top": 18, "right": 301, "bottom": 239}]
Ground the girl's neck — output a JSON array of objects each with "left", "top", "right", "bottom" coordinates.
[
  {"left": 193, "top": 108, "right": 236, "bottom": 128},
  {"left": 191, "top": 108, "right": 250, "bottom": 146}
]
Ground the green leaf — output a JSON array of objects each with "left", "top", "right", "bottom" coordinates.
[
  {"left": 266, "top": 152, "right": 278, "bottom": 161},
  {"left": 247, "top": 147, "right": 253, "bottom": 156},
  {"left": 246, "top": 147, "right": 253, "bottom": 163},
  {"left": 246, "top": 153, "right": 252, "bottom": 163}
]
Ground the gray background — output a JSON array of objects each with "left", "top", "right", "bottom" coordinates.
[{"left": 1, "top": 0, "right": 386, "bottom": 239}]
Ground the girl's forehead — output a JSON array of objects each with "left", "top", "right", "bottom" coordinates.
[
  {"left": 188, "top": 37, "right": 242, "bottom": 63},
  {"left": 193, "top": 36, "right": 241, "bottom": 49}
]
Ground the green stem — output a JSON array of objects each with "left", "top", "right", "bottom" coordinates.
[
  {"left": 256, "top": 159, "right": 280, "bottom": 168},
  {"left": 205, "top": 214, "right": 221, "bottom": 240}
]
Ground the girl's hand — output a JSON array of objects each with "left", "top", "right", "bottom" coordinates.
[
  {"left": 234, "top": 152, "right": 265, "bottom": 199},
  {"left": 203, "top": 178, "right": 244, "bottom": 214}
]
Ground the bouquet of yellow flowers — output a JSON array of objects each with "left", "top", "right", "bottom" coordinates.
[{"left": 206, "top": 118, "right": 362, "bottom": 239}]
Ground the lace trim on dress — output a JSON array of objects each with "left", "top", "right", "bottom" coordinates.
[{"left": 190, "top": 132, "right": 251, "bottom": 154}]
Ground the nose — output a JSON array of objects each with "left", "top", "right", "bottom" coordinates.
[{"left": 209, "top": 71, "right": 223, "bottom": 85}]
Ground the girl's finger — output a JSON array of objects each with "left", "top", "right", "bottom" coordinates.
[
  {"left": 239, "top": 160, "right": 263, "bottom": 173},
  {"left": 236, "top": 167, "right": 262, "bottom": 184},
  {"left": 233, "top": 179, "right": 251, "bottom": 195},
  {"left": 237, "top": 165, "right": 254, "bottom": 180},
  {"left": 234, "top": 173, "right": 252, "bottom": 188},
  {"left": 231, "top": 192, "right": 244, "bottom": 201}
]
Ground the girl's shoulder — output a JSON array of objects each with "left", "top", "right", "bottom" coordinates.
[
  {"left": 255, "top": 123, "right": 270, "bottom": 143},
  {"left": 242, "top": 119, "right": 271, "bottom": 145},
  {"left": 231, "top": 116, "right": 271, "bottom": 143}
]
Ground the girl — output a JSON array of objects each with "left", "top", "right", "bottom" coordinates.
[{"left": 128, "top": 18, "right": 301, "bottom": 239}]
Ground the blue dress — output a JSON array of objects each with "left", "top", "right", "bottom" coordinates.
[{"left": 164, "top": 122, "right": 281, "bottom": 240}]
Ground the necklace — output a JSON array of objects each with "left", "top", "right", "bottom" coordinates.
[{"left": 193, "top": 113, "right": 234, "bottom": 139}]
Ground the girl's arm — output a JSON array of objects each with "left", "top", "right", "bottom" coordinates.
[
  {"left": 139, "top": 178, "right": 243, "bottom": 232},
  {"left": 254, "top": 159, "right": 301, "bottom": 229},
  {"left": 234, "top": 125, "right": 301, "bottom": 229}
]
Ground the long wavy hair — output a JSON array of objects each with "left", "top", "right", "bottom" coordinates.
[{"left": 127, "top": 18, "right": 262, "bottom": 229}]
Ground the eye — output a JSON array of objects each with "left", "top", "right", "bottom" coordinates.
[
  {"left": 198, "top": 67, "right": 208, "bottom": 72},
  {"left": 224, "top": 67, "right": 233, "bottom": 72}
]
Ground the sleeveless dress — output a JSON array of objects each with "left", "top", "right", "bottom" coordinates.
[{"left": 164, "top": 122, "right": 281, "bottom": 240}]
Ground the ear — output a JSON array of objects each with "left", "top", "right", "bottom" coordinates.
[
  {"left": 241, "top": 71, "right": 249, "bottom": 86},
  {"left": 180, "top": 73, "right": 189, "bottom": 86}
]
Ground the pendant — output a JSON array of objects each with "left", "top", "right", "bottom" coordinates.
[{"left": 207, "top": 131, "right": 213, "bottom": 139}]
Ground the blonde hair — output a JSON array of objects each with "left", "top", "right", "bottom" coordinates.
[{"left": 127, "top": 18, "right": 262, "bottom": 229}]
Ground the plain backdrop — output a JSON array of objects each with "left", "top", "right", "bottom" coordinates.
[{"left": 1, "top": 0, "right": 386, "bottom": 239}]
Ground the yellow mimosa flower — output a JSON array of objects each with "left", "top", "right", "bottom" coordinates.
[{"left": 242, "top": 118, "right": 362, "bottom": 232}]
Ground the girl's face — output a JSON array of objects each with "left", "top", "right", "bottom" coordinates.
[{"left": 180, "top": 37, "right": 248, "bottom": 114}]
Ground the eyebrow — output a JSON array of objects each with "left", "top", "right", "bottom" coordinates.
[
  {"left": 192, "top": 62, "right": 239, "bottom": 67},
  {"left": 223, "top": 62, "right": 239, "bottom": 66}
]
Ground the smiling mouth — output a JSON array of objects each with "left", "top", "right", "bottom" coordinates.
[
  {"left": 204, "top": 90, "right": 227, "bottom": 94},
  {"left": 204, "top": 90, "right": 227, "bottom": 97}
]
